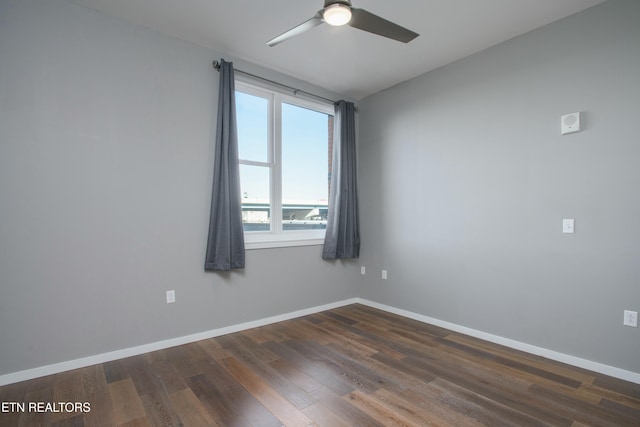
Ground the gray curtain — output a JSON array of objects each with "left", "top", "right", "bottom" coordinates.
[
  {"left": 323, "top": 100, "right": 360, "bottom": 259},
  {"left": 204, "top": 60, "right": 245, "bottom": 270}
]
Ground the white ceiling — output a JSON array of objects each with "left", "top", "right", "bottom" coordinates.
[{"left": 66, "top": 0, "right": 606, "bottom": 100}]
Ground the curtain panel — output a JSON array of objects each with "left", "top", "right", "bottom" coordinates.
[
  {"left": 204, "top": 60, "right": 245, "bottom": 271},
  {"left": 323, "top": 100, "right": 360, "bottom": 259}
]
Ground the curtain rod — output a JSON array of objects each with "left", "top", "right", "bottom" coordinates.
[{"left": 213, "top": 60, "right": 337, "bottom": 105}]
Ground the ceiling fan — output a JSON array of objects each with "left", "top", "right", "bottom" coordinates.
[{"left": 267, "top": 0, "right": 419, "bottom": 47}]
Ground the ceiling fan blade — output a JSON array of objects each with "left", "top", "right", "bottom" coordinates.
[
  {"left": 267, "top": 11, "right": 324, "bottom": 47},
  {"left": 349, "top": 8, "right": 418, "bottom": 43}
]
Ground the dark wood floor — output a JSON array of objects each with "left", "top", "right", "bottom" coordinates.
[{"left": 1, "top": 304, "right": 639, "bottom": 426}]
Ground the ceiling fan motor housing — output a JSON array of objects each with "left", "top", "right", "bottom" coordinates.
[{"left": 324, "top": 0, "right": 352, "bottom": 8}]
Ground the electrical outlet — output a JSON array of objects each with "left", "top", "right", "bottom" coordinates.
[
  {"left": 166, "top": 290, "right": 176, "bottom": 304},
  {"left": 381, "top": 270, "right": 387, "bottom": 280},
  {"left": 623, "top": 310, "right": 638, "bottom": 327},
  {"left": 361, "top": 266, "right": 366, "bottom": 275}
]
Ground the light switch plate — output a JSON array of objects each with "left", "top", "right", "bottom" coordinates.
[
  {"left": 562, "top": 219, "right": 575, "bottom": 234},
  {"left": 166, "top": 290, "right": 176, "bottom": 304}
]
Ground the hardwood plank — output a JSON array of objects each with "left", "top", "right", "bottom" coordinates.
[
  {"left": 118, "top": 353, "right": 182, "bottom": 427},
  {"left": 529, "top": 384, "right": 639, "bottom": 427},
  {"left": 223, "top": 332, "right": 280, "bottom": 363},
  {"left": 301, "top": 313, "right": 325, "bottom": 325},
  {"left": 50, "top": 368, "right": 87, "bottom": 423},
  {"left": 188, "top": 359, "right": 281, "bottom": 427},
  {"left": 349, "top": 304, "right": 450, "bottom": 337},
  {"left": 302, "top": 402, "right": 351, "bottom": 427},
  {"left": 581, "top": 381, "right": 640, "bottom": 409},
  {"left": 19, "top": 386, "right": 53, "bottom": 427},
  {"left": 326, "top": 341, "right": 436, "bottom": 396},
  {"left": 257, "top": 322, "right": 297, "bottom": 343},
  {"left": 268, "top": 321, "right": 329, "bottom": 345},
  {"left": 353, "top": 322, "right": 443, "bottom": 361},
  {"left": 316, "top": 310, "right": 359, "bottom": 326},
  {"left": 310, "top": 318, "right": 379, "bottom": 358},
  {"left": 116, "top": 417, "right": 152, "bottom": 427},
  {"left": 299, "top": 339, "right": 403, "bottom": 395},
  {"left": 377, "top": 353, "right": 572, "bottom": 425},
  {"left": 146, "top": 358, "right": 187, "bottom": 395},
  {"left": 345, "top": 389, "right": 422, "bottom": 427},
  {"left": 185, "top": 373, "right": 252, "bottom": 427},
  {"left": 370, "top": 352, "right": 438, "bottom": 386},
  {"left": 221, "top": 355, "right": 316, "bottom": 426},
  {"left": 51, "top": 414, "right": 84, "bottom": 427},
  {"left": 268, "top": 357, "right": 324, "bottom": 395},
  {"left": 197, "top": 337, "right": 232, "bottom": 361},
  {"left": 221, "top": 337, "right": 316, "bottom": 410},
  {"left": 599, "top": 398, "right": 640, "bottom": 422},
  {"left": 103, "top": 358, "right": 131, "bottom": 384},
  {"left": 141, "top": 349, "right": 167, "bottom": 365},
  {"left": 240, "top": 325, "right": 275, "bottom": 344},
  {"left": 437, "top": 337, "right": 582, "bottom": 388},
  {"left": 294, "top": 318, "right": 345, "bottom": 346},
  {"left": 443, "top": 333, "right": 596, "bottom": 385},
  {"left": 324, "top": 305, "right": 389, "bottom": 327},
  {"left": 375, "top": 386, "right": 480, "bottom": 427},
  {"left": 107, "top": 378, "right": 147, "bottom": 425},
  {"left": 0, "top": 381, "right": 28, "bottom": 426},
  {"left": 126, "top": 355, "right": 164, "bottom": 397},
  {"left": 400, "top": 387, "right": 498, "bottom": 427},
  {"left": 334, "top": 321, "right": 408, "bottom": 360},
  {"left": 311, "top": 387, "right": 385, "bottom": 427},
  {"left": 139, "top": 392, "right": 182, "bottom": 427},
  {"left": 425, "top": 377, "right": 550, "bottom": 427},
  {"left": 169, "top": 388, "right": 220, "bottom": 426},
  {"left": 287, "top": 339, "right": 381, "bottom": 395},
  {"left": 264, "top": 340, "right": 356, "bottom": 396},
  {"left": 163, "top": 343, "right": 206, "bottom": 379},
  {"left": 81, "top": 365, "right": 116, "bottom": 427},
  {"left": 593, "top": 374, "right": 640, "bottom": 400}
]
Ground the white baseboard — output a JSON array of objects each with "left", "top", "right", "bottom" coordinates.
[
  {"left": 2, "top": 296, "right": 639, "bottom": 386},
  {"left": 0, "top": 298, "right": 359, "bottom": 386},
  {"left": 356, "top": 298, "right": 640, "bottom": 385}
]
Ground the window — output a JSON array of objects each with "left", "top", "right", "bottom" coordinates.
[{"left": 235, "top": 78, "right": 334, "bottom": 249}]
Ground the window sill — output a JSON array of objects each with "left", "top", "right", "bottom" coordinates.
[{"left": 244, "top": 231, "right": 325, "bottom": 250}]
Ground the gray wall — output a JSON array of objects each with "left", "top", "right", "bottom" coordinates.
[
  {"left": 357, "top": 0, "right": 640, "bottom": 373},
  {"left": 0, "top": 0, "right": 358, "bottom": 376}
]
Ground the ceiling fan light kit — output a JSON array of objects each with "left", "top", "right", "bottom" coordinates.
[
  {"left": 266, "top": 0, "right": 419, "bottom": 47},
  {"left": 323, "top": 3, "right": 352, "bottom": 26}
]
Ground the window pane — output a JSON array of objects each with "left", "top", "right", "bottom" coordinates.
[
  {"left": 236, "top": 91, "right": 268, "bottom": 162},
  {"left": 239, "top": 164, "right": 270, "bottom": 231},
  {"left": 281, "top": 103, "right": 331, "bottom": 231}
]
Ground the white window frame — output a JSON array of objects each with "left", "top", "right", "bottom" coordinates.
[{"left": 235, "top": 76, "right": 334, "bottom": 250}]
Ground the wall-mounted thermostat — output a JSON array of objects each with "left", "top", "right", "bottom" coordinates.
[{"left": 561, "top": 112, "right": 581, "bottom": 135}]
